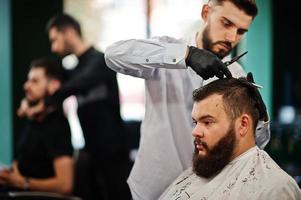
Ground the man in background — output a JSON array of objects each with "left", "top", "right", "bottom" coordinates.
[
  {"left": 0, "top": 58, "right": 74, "bottom": 195},
  {"left": 24, "top": 14, "right": 131, "bottom": 200}
]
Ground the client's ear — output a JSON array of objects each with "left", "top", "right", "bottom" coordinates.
[{"left": 236, "top": 114, "right": 251, "bottom": 137}]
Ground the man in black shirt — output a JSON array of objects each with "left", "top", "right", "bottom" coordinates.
[
  {"left": 0, "top": 58, "right": 74, "bottom": 194},
  {"left": 24, "top": 14, "right": 131, "bottom": 200}
]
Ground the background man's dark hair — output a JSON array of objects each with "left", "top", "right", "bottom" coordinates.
[
  {"left": 193, "top": 78, "right": 264, "bottom": 131},
  {"left": 30, "top": 58, "right": 67, "bottom": 83},
  {"left": 209, "top": 0, "right": 258, "bottom": 18},
  {"left": 46, "top": 14, "right": 82, "bottom": 37}
]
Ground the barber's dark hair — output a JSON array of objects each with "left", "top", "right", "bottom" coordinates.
[
  {"left": 193, "top": 78, "right": 264, "bottom": 131},
  {"left": 30, "top": 58, "right": 67, "bottom": 83},
  {"left": 209, "top": 0, "right": 258, "bottom": 18},
  {"left": 46, "top": 14, "right": 82, "bottom": 37}
]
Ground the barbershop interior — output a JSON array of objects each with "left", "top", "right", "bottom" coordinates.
[{"left": 0, "top": 0, "right": 301, "bottom": 199}]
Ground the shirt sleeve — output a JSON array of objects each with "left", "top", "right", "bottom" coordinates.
[
  {"left": 45, "top": 52, "right": 114, "bottom": 107},
  {"left": 105, "top": 36, "right": 188, "bottom": 79},
  {"left": 45, "top": 115, "right": 73, "bottom": 159}
]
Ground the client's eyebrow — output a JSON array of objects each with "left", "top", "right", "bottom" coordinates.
[{"left": 193, "top": 115, "right": 215, "bottom": 122}]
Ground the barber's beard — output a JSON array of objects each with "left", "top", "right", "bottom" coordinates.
[
  {"left": 192, "top": 124, "right": 236, "bottom": 178},
  {"left": 202, "top": 25, "right": 232, "bottom": 59},
  {"left": 64, "top": 41, "right": 74, "bottom": 56},
  {"left": 59, "top": 40, "right": 73, "bottom": 57}
]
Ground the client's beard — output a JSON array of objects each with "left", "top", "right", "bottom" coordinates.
[{"left": 193, "top": 124, "right": 236, "bottom": 178}]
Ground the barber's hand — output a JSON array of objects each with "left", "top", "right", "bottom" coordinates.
[
  {"left": 17, "top": 98, "right": 45, "bottom": 120},
  {"left": 26, "top": 100, "right": 45, "bottom": 119},
  {"left": 185, "top": 46, "right": 232, "bottom": 80},
  {"left": 246, "top": 72, "right": 268, "bottom": 122},
  {"left": 17, "top": 98, "right": 30, "bottom": 118}
]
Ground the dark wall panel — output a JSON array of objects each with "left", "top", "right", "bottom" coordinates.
[
  {"left": 12, "top": 0, "right": 63, "bottom": 155},
  {"left": 273, "top": 1, "right": 301, "bottom": 117}
]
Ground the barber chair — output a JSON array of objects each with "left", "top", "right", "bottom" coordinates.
[
  {"left": 267, "top": 121, "right": 301, "bottom": 188},
  {"left": 0, "top": 191, "right": 82, "bottom": 200}
]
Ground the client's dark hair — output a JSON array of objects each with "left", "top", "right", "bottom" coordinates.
[{"left": 193, "top": 77, "right": 264, "bottom": 131}]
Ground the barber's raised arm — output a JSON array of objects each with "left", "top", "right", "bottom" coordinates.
[{"left": 105, "top": 36, "right": 187, "bottom": 79}]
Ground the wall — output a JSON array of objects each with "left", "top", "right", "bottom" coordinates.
[
  {"left": 239, "top": 0, "right": 273, "bottom": 118},
  {"left": 0, "top": 0, "right": 12, "bottom": 165}
]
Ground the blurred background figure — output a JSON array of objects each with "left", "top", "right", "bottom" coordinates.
[
  {"left": 0, "top": 58, "right": 74, "bottom": 195},
  {"left": 42, "top": 14, "right": 130, "bottom": 200}
]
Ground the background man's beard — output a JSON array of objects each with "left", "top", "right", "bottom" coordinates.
[
  {"left": 58, "top": 41, "right": 73, "bottom": 57},
  {"left": 202, "top": 26, "right": 232, "bottom": 59},
  {"left": 192, "top": 124, "right": 236, "bottom": 178},
  {"left": 26, "top": 91, "right": 50, "bottom": 106}
]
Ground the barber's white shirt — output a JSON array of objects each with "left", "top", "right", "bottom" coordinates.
[
  {"left": 105, "top": 35, "right": 270, "bottom": 200},
  {"left": 159, "top": 146, "right": 301, "bottom": 200}
]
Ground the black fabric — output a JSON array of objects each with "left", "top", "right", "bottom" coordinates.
[
  {"left": 73, "top": 150, "right": 131, "bottom": 200},
  {"left": 44, "top": 47, "right": 130, "bottom": 200},
  {"left": 16, "top": 110, "right": 73, "bottom": 179},
  {"left": 45, "top": 47, "right": 128, "bottom": 163}
]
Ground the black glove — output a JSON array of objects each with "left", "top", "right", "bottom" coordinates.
[
  {"left": 246, "top": 72, "right": 269, "bottom": 122},
  {"left": 185, "top": 46, "right": 232, "bottom": 80}
]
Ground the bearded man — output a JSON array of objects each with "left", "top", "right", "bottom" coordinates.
[
  {"left": 159, "top": 77, "right": 301, "bottom": 200},
  {"left": 0, "top": 58, "right": 73, "bottom": 195},
  {"left": 105, "top": 0, "right": 270, "bottom": 199}
]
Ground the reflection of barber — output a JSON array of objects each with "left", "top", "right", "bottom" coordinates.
[
  {"left": 0, "top": 59, "right": 73, "bottom": 194},
  {"left": 23, "top": 14, "right": 130, "bottom": 200}
]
